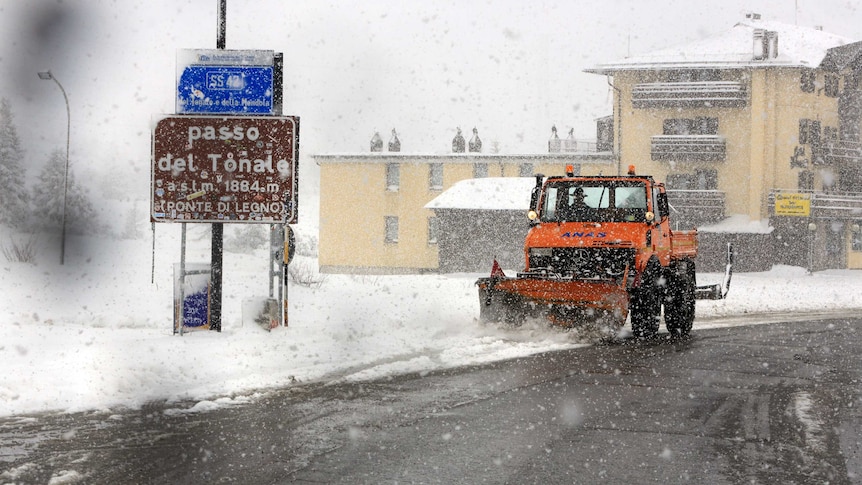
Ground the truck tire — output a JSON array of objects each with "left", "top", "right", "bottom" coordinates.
[
  {"left": 630, "top": 259, "right": 661, "bottom": 338},
  {"left": 664, "top": 260, "right": 696, "bottom": 336}
]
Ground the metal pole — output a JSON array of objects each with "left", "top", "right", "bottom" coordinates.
[
  {"left": 808, "top": 220, "right": 816, "bottom": 275},
  {"left": 217, "top": 0, "right": 226, "bottom": 49},
  {"left": 211, "top": 223, "right": 222, "bottom": 332},
  {"left": 179, "top": 223, "right": 187, "bottom": 335},
  {"left": 59, "top": 80, "right": 70, "bottom": 265},
  {"left": 37, "top": 71, "right": 70, "bottom": 264},
  {"left": 282, "top": 254, "right": 288, "bottom": 327},
  {"left": 209, "top": 0, "right": 227, "bottom": 332}
]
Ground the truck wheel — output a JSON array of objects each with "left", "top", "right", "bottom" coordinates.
[
  {"left": 630, "top": 260, "right": 661, "bottom": 338},
  {"left": 664, "top": 260, "right": 696, "bottom": 337}
]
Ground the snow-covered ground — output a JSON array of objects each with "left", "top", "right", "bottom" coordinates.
[{"left": 2, "top": 222, "right": 862, "bottom": 418}]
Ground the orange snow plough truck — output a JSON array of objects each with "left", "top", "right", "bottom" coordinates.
[{"left": 477, "top": 165, "right": 732, "bottom": 338}]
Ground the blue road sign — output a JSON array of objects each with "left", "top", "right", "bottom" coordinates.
[{"left": 177, "top": 65, "right": 273, "bottom": 114}]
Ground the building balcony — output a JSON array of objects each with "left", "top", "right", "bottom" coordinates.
[
  {"left": 651, "top": 135, "right": 726, "bottom": 161},
  {"left": 632, "top": 81, "right": 748, "bottom": 108},
  {"left": 824, "top": 140, "right": 862, "bottom": 165},
  {"left": 666, "top": 189, "right": 726, "bottom": 228}
]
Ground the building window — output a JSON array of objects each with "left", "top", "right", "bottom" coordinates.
[
  {"left": 662, "top": 117, "right": 718, "bottom": 135},
  {"left": 473, "top": 163, "right": 488, "bottom": 178},
  {"left": 825, "top": 74, "right": 840, "bottom": 98},
  {"left": 429, "top": 163, "right": 443, "bottom": 190},
  {"left": 519, "top": 163, "right": 534, "bottom": 177},
  {"left": 384, "top": 216, "right": 399, "bottom": 243},
  {"left": 798, "top": 171, "right": 814, "bottom": 191},
  {"left": 801, "top": 70, "right": 816, "bottom": 93},
  {"left": 666, "top": 170, "right": 717, "bottom": 190},
  {"left": 597, "top": 117, "right": 614, "bottom": 152},
  {"left": 427, "top": 217, "right": 439, "bottom": 245},
  {"left": 799, "top": 119, "right": 821, "bottom": 146},
  {"left": 846, "top": 73, "right": 859, "bottom": 91},
  {"left": 386, "top": 163, "right": 400, "bottom": 191},
  {"left": 852, "top": 224, "right": 862, "bottom": 252},
  {"left": 827, "top": 222, "right": 843, "bottom": 256},
  {"left": 666, "top": 173, "right": 693, "bottom": 190},
  {"left": 694, "top": 169, "right": 718, "bottom": 190}
]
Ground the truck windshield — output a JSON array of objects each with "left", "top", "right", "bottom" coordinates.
[{"left": 541, "top": 181, "right": 647, "bottom": 223}]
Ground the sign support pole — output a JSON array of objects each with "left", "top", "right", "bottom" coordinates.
[
  {"left": 178, "top": 223, "right": 186, "bottom": 335},
  {"left": 282, "top": 250, "right": 288, "bottom": 327},
  {"left": 217, "top": 0, "right": 226, "bottom": 49},
  {"left": 209, "top": 0, "right": 227, "bottom": 332}
]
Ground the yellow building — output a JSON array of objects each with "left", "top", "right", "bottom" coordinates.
[
  {"left": 314, "top": 151, "right": 612, "bottom": 273},
  {"left": 586, "top": 15, "right": 862, "bottom": 270}
]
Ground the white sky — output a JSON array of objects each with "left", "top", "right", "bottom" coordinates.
[{"left": 0, "top": 0, "right": 860, "bottom": 197}]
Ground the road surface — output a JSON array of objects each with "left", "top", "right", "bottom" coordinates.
[{"left": 2, "top": 315, "right": 861, "bottom": 484}]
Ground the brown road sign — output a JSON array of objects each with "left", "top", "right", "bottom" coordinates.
[{"left": 151, "top": 115, "right": 299, "bottom": 223}]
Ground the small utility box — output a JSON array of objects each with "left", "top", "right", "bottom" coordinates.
[{"left": 173, "top": 263, "right": 212, "bottom": 334}]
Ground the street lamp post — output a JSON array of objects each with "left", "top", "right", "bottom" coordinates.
[
  {"left": 37, "top": 71, "right": 70, "bottom": 265},
  {"left": 807, "top": 221, "right": 817, "bottom": 275}
]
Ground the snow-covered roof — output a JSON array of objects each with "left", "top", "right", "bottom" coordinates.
[
  {"left": 586, "top": 19, "right": 856, "bottom": 74},
  {"left": 425, "top": 177, "right": 536, "bottom": 211}
]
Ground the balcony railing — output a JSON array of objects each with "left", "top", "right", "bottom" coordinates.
[
  {"left": 632, "top": 81, "right": 748, "bottom": 108},
  {"left": 548, "top": 138, "right": 600, "bottom": 153},
  {"left": 824, "top": 140, "right": 862, "bottom": 164},
  {"left": 651, "top": 135, "right": 726, "bottom": 161},
  {"left": 666, "top": 190, "right": 726, "bottom": 228}
]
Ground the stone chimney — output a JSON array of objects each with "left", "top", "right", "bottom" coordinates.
[
  {"left": 452, "top": 127, "right": 466, "bottom": 153},
  {"left": 370, "top": 132, "right": 383, "bottom": 152},
  {"left": 388, "top": 128, "right": 401, "bottom": 152},
  {"left": 468, "top": 127, "right": 482, "bottom": 153}
]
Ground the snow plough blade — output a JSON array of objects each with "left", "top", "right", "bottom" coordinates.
[
  {"left": 694, "top": 242, "right": 733, "bottom": 300},
  {"left": 476, "top": 275, "right": 630, "bottom": 328}
]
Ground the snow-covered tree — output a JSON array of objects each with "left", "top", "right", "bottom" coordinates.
[
  {"left": 31, "top": 148, "right": 95, "bottom": 234},
  {"left": 0, "top": 98, "right": 30, "bottom": 226}
]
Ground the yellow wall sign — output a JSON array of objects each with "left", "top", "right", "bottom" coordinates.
[{"left": 775, "top": 193, "right": 811, "bottom": 217}]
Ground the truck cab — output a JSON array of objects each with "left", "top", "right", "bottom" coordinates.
[{"left": 524, "top": 166, "right": 676, "bottom": 283}]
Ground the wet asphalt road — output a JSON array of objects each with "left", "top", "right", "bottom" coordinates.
[{"left": 2, "top": 316, "right": 862, "bottom": 484}]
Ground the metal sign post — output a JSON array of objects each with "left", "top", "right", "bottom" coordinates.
[
  {"left": 283, "top": 225, "right": 295, "bottom": 326},
  {"left": 152, "top": 0, "right": 299, "bottom": 333},
  {"left": 213, "top": 0, "right": 226, "bottom": 332}
]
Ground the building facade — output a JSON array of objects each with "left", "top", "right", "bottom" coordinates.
[
  {"left": 314, "top": 152, "right": 612, "bottom": 273},
  {"left": 586, "top": 15, "right": 862, "bottom": 270}
]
